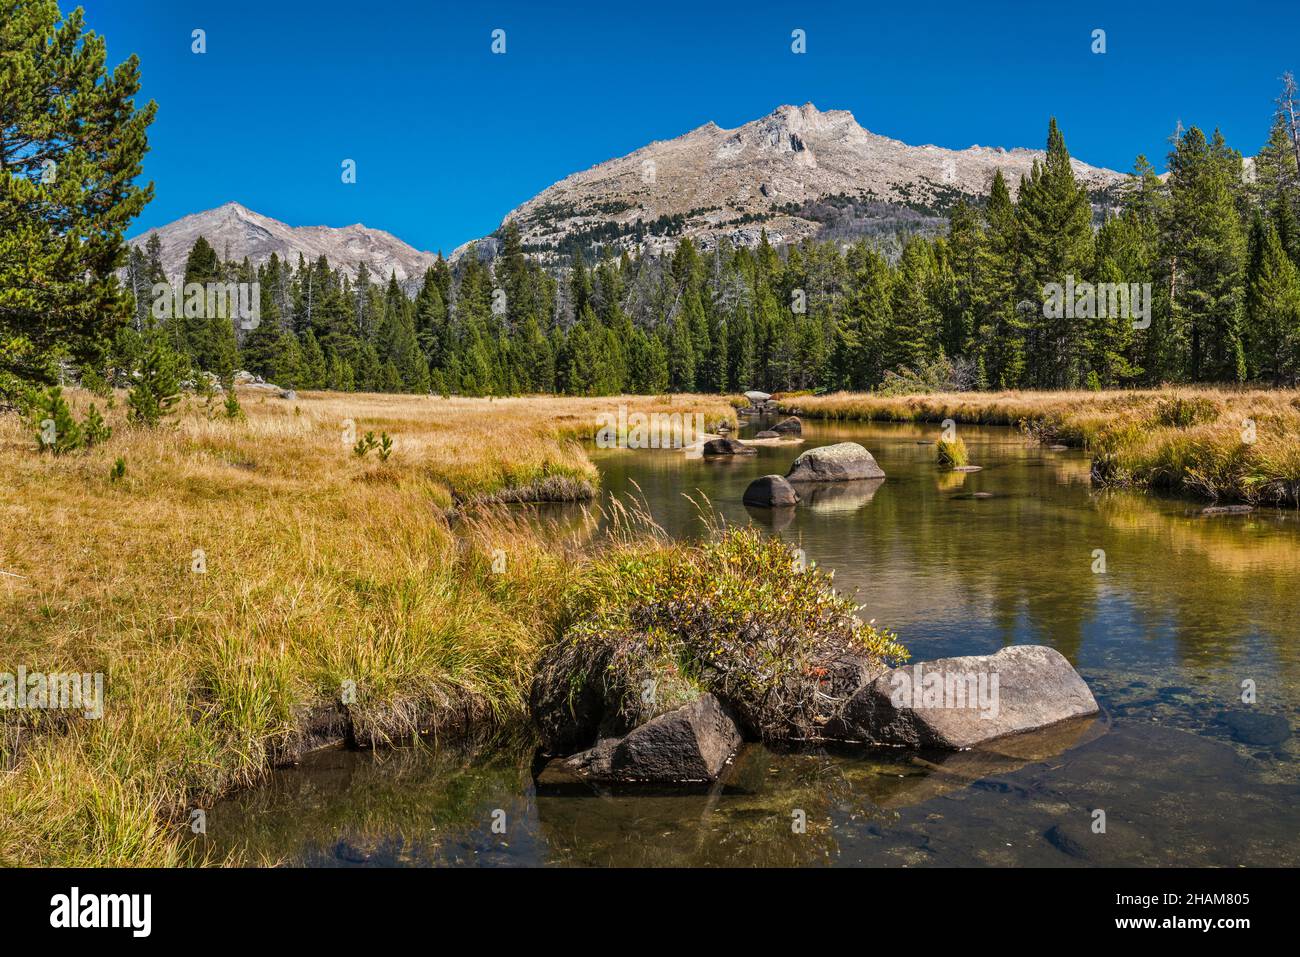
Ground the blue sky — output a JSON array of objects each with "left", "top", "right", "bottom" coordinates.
[{"left": 79, "top": 0, "right": 1294, "bottom": 254}]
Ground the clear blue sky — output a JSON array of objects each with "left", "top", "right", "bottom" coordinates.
[{"left": 78, "top": 0, "right": 1294, "bottom": 255}]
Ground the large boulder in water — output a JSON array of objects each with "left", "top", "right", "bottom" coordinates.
[
  {"left": 563, "top": 694, "right": 744, "bottom": 783},
  {"left": 786, "top": 442, "right": 885, "bottom": 482},
  {"left": 702, "top": 437, "right": 756, "bottom": 456},
  {"left": 743, "top": 474, "right": 799, "bottom": 507},
  {"left": 826, "top": 645, "right": 1098, "bottom": 749},
  {"left": 772, "top": 416, "right": 802, "bottom": 435}
]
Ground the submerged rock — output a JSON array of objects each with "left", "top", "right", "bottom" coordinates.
[
  {"left": 1219, "top": 710, "right": 1291, "bottom": 747},
  {"left": 743, "top": 474, "right": 800, "bottom": 507},
  {"left": 755, "top": 429, "right": 780, "bottom": 439},
  {"left": 702, "top": 437, "right": 756, "bottom": 456},
  {"left": 786, "top": 442, "right": 885, "bottom": 482},
  {"left": 827, "top": 645, "right": 1099, "bottom": 749},
  {"left": 1201, "top": 504, "right": 1254, "bottom": 516}
]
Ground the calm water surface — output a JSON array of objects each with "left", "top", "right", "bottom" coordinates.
[{"left": 201, "top": 418, "right": 1300, "bottom": 866}]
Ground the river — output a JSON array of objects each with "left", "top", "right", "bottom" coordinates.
[{"left": 198, "top": 416, "right": 1300, "bottom": 866}]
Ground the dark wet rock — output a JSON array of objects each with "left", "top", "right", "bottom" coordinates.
[
  {"left": 786, "top": 442, "right": 885, "bottom": 482},
  {"left": 773, "top": 416, "right": 803, "bottom": 435},
  {"left": 755, "top": 429, "right": 780, "bottom": 439},
  {"left": 1219, "top": 710, "right": 1291, "bottom": 747},
  {"left": 827, "top": 645, "right": 1099, "bottom": 749},
  {"left": 1043, "top": 824, "right": 1088, "bottom": 858},
  {"left": 743, "top": 474, "right": 799, "bottom": 508},
  {"left": 702, "top": 437, "right": 756, "bottom": 456},
  {"left": 564, "top": 694, "right": 743, "bottom": 783},
  {"left": 951, "top": 491, "right": 995, "bottom": 500},
  {"left": 333, "top": 839, "right": 371, "bottom": 864},
  {"left": 1202, "top": 504, "right": 1254, "bottom": 516}
]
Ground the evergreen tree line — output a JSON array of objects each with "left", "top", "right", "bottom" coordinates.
[{"left": 130, "top": 85, "right": 1300, "bottom": 396}]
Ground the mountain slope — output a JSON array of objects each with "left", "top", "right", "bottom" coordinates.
[
  {"left": 129, "top": 202, "right": 439, "bottom": 284},
  {"left": 486, "top": 103, "right": 1129, "bottom": 259}
]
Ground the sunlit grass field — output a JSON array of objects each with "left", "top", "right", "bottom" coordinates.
[{"left": 0, "top": 389, "right": 734, "bottom": 866}]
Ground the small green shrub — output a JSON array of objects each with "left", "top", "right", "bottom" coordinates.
[
  {"left": 82, "top": 403, "right": 112, "bottom": 447},
  {"left": 28, "top": 386, "right": 82, "bottom": 455},
  {"left": 109, "top": 457, "right": 127, "bottom": 482},
  {"left": 128, "top": 338, "right": 181, "bottom": 428},
  {"left": 352, "top": 431, "right": 379, "bottom": 458}
]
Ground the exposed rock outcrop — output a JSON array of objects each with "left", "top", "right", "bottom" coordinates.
[
  {"left": 702, "top": 437, "right": 756, "bottom": 456},
  {"left": 826, "top": 645, "right": 1099, "bottom": 749},
  {"left": 786, "top": 442, "right": 885, "bottom": 482}
]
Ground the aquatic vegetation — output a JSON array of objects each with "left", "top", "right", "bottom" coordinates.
[{"left": 936, "top": 436, "right": 969, "bottom": 468}]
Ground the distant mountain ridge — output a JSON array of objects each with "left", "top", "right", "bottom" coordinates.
[
  {"left": 133, "top": 105, "right": 1133, "bottom": 277},
  {"left": 128, "top": 202, "right": 439, "bottom": 286},
  {"left": 470, "top": 102, "right": 1129, "bottom": 261}
]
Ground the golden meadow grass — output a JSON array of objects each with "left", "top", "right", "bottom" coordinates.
[
  {"left": 782, "top": 388, "right": 1300, "bottom": 506},
  {"left": 0, "top": 389, "right": 734, "bottom": 866}
]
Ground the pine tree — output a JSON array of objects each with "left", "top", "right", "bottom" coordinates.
[
  {"left": 975, "top": 170, "right": 1026, "bottom": 387},
  {"left": 1016, "top": 119, "right": 1096, "bottom": 387},
  {"left": 1162, "top": 127, "right": 1248, "bottom": 381},
  {"left": 1243, "top": 219, "right": 1300, "bottom": 382},
  {"left": 0, "top": 0, "right": 156, "bottom": 397},
  {"left": 270, "top": 331, "right": 304, "bottom": 390},
  {"left": 127, "top": 334, "right": 182, "bottom": 427}
]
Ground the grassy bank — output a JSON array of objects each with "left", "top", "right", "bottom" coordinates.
[
  {"left": 781, "top": 389, "right": 1300, "bottom": 506},
  {"left": 0, "top": 390, "right": 734, "bottom": 866}
]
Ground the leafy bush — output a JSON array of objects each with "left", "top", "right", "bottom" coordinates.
[{"left": 556, "top": 527, "right": 907, "bottom": 740}]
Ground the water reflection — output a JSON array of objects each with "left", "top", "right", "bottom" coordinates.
[{"left": 202, "top": 418, "right": 1300, "bottom": 866}]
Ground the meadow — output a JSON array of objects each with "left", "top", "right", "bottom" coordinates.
[{"left": 0, "top": 389, "right": 734, "bottom": 866}]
